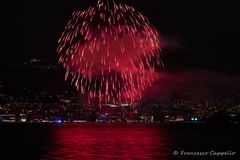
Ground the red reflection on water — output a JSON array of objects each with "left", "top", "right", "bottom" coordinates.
[{"left": 43, "top": 123, "right": 168, "bottom": 160}]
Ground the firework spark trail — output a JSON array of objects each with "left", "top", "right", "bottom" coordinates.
[{"left": 57, "top": 0, "right": 162, "bottom": 104}]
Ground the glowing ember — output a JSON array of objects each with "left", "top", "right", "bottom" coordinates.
[{"left": 57, "top": 0, "right": 162, "bottom": 104}]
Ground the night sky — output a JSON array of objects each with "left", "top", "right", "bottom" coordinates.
[{"left": 2, "top": 0, "right": 240, "bottom": 72}]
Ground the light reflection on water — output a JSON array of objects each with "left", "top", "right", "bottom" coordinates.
[{"left": 43, "top": 123, "right": 168, "bottom": 160}]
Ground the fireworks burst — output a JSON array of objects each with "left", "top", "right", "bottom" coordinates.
[{"left": 57, "top": 0, "right": 163, "bottom": 104}]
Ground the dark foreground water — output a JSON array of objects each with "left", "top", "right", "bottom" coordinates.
[{"left": 0, "top": 123, "right": 239, "bottom": 160}]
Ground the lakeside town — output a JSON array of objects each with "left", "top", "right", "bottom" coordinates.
[{"left": 1, "top": 96, "right": 239, "bottom": 124}]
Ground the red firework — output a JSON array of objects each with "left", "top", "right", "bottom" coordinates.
[{"left": 57, "top": 0, "right": 162, "bottom": 104}]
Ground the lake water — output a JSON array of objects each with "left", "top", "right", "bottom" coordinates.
[{"left": 0, "top": 123, "right": 239, "bottom": 160}]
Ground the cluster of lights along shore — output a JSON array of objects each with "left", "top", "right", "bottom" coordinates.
[
  {"left": 57, "top": 0, "right": 163, "bottom": 105},
  {"left": 191, "top": 117, "right": 199, "bottom": 121}
]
